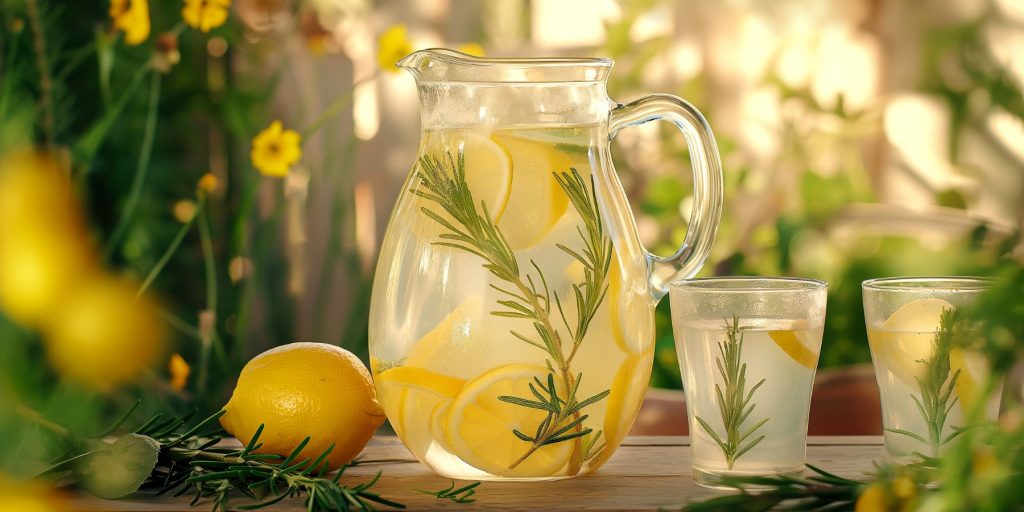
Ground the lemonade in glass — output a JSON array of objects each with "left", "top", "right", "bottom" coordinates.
[
  {"left": 863, "top": 277, "right": 1000, "bottom": 464},
  {"left": 669, "top": 277, "right": 826, "bottom": 488}
]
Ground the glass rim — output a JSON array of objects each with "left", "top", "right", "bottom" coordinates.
[
  {"left": 398, "top": 48, "right": 613, "bottom": 84},
  {"left": 861, "top": 276, "right": 993, "bottom": 292},
  {"left": 671, "top": 276, "right": 827, "bottom": 293},
  {"left": 400, "top": 48, "right": 614, "bottom": 68}
]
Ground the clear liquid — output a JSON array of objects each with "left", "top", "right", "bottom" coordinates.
[
  {"left": 675, "top": 319, "right": 821, "bottom": 480},
  {"left": 867, "top": 324, "right": 999, "bottom": 464},
  {"left": 368, "top": 125, "right": 655, "bottom": 480}
]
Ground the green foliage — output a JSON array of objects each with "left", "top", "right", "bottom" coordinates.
[{"left": 0, "top": 0, "right": 372, "bottom": 482}]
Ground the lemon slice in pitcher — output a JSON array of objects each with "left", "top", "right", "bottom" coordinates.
[
  {"left": 419, "top": 130, "right": 513, "bottom": 222},
  {"left": 405, "top": 298, "right": 482, "bottom": 373},
  {"left": 590, "top": 349, "right": 652, "bottom": 469},
  {"left": 606, "top": 254, "right": 655, "bottom": 355},
  {"left": 492, "top": 134, "right": 571, "bottom": 249},
  {"left": 375, "top": 366, "right": 465, "bottom": 455},
  {"left": 446, "top": 364, "right": 571, "bottom": 477}
]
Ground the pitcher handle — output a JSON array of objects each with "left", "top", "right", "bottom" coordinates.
[{"left": 608, "top": 94, "right": 723, "bottom": 299}]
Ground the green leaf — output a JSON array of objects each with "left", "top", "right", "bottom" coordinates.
[{"left": 78, "top": 434, "right": 160, "bottom": 499}]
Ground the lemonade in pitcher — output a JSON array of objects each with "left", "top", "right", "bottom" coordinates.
[
  {"left": 370, "top": 125, "right": 654, "bottom": 479},
  {"left": 369, "top": 48, "right": 724, "bottom": 480}
]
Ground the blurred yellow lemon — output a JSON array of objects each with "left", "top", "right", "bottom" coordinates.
[
  {"left": 0, "top": 152, "right": 80, "bottom": 235},
  {"left": 0, "top": 473, "right": 69, "bottom": 512},
  {"left": 0, "top": 153, "right": 97, "bottom": 327},
  {"left": 43, "top": 276, "right": 164, "bottom": 391},
  {"left": 220, "top": 342, "right": 386, "bottom": 471},
  {"left": 0, "top": 229, "right": 97, "bottom": 328}
]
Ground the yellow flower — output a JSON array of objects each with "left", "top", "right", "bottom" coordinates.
[
  {"left": 173, "top": 199, "right": 197, "bottom": 223},
  {"left": 198, "top": 172, "right": 218, "bottom": 194},
  {"left": 109, "top": 0, "right": 150, "bottom": 46},
  {"left": 168, "top": 353, "right": 191, "bottom": 391},
  {"left": 251, "top": 121, "right": 302, "bottom": 177},
  {"left": 457, "top": 43, "right": 485, "bottom": 57},
  {"left": 182, "top": 0, "right": 231, "bottom": 33},
  {"left": 377, "top": 24, "right": 412, "bottom": 73}
]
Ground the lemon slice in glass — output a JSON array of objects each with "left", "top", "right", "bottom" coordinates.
[
  {"left": 767, "top": 328, "right": 819, "bottom": 370},
  {"left": 446, "top": 364, "right": 571, "bottom": 477},
  {"left": 871, "top": 298, "right": 954, "bottom": 387},
  {"left": 870, "top": 297, "right": 981, "bottom": 413},
  {"left": 492, "top": 134, "right": 571, "bottom": 249}
]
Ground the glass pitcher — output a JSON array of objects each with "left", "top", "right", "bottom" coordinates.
[{"left": 368, "top": 49, "right": 723, "bottom": 480}]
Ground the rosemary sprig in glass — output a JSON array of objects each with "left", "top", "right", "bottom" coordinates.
[
  {"left": 885, "top": 307, "right": 968, "bottom": 456},
  {"left": 412, "top": 152, "right": 611, "bottom": 473},
  {"left": 694, "top": 315, "right": 769, "bottom": 469}
]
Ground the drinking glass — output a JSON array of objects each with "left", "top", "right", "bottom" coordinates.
[
  {"left": 862, "top": 277, "right": 1000, "bottom": 464},
  {"left": 669, "top": 277, "right": 826, "bottom": 488}
]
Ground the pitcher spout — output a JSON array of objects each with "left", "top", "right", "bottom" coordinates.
[{"left": 397, "top": 48, "right": 477, "bottom": 78}]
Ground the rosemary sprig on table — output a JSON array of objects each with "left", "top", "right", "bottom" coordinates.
[
  {"left": 412, "top": 153, "right": 610, "bottom": 473},
  {"left": 681, "top": 464, "right": 865, "bottom": 511},
  {"left": 45, "top": 408, "right": 404, "bottom": 512},
  {"left": 694, "top": 315, "right": 769, "bottom": 469},
  {"left": 155, "top": 414, "right": 403, "bottom": 511},
  {"left": 885, "top": 308, "right": 967, "bottom": 456},
  {"left": 416, "top": 481, "right": 481, "bottom": 504}
]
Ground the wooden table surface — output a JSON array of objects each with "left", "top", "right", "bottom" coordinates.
[{"left": 69, "top": 436, "right": 883, "bottom": 511}]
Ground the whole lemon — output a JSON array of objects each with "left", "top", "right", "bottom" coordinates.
[
  {"left": 43, "top": 275, "right": 165, "bottom": 391},
  {"left": 220, "top": 343, "right": 386, "bottom": 471}
]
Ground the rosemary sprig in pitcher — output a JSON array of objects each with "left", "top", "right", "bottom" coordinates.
[
  {"left": 412, "top": 152, "right": 611, "bottom": 473},
  {"left": 694, "top": 315, "right": 769, "bottom": 469}
]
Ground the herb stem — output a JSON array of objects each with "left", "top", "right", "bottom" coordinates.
[
  {"left": 695, "top": 315, "right": 768, "bottom": 469},
  {"left": 103, "top": 71, "right": 162, "bottom": 259},
  {"left": 137, "top": 197, "right": 205, "bottom": 299}
]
